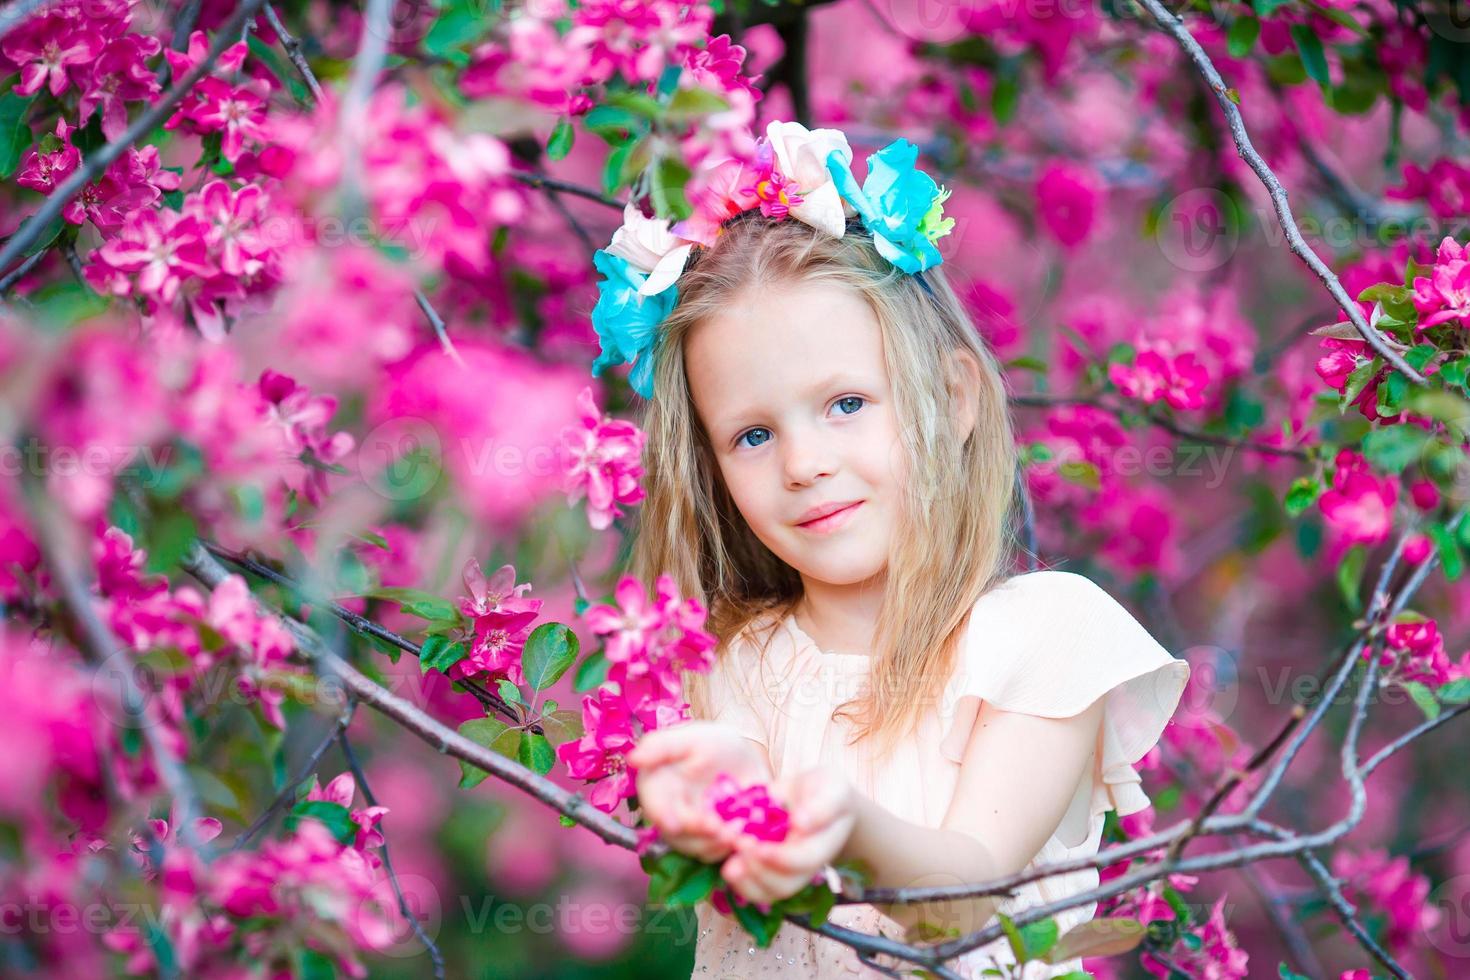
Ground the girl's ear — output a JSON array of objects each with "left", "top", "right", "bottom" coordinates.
[{"left": 945, "top": 349, "right": 983, "bottom": 443}]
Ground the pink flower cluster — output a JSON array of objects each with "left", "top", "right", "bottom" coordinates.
[
  {"left": 1318, "top": 449, "right": 1398, "bottom": 554},
  {"left": 559, "top": 386, "right": 648, "bottom": 531},
  {"left": 267, "top": 85, "right": 525, "bottom": 278},
  {"left": 86, "top": 179, "right": 283, "bottom": 339},
  {"left": 1331, "top": 848, "right": 1441, "bottom": 953},
  {"left": 1, "top": 0, "right": 160, "bottom": 138},
  {"left": 1388, "top": 161, "right": 1470, "bottom": 222},
  {"left": 163, "top": 31, "right": 270, "bottom": 163},
  {"left": 448, "top": 559, "right": 543, "bottom": 686},
  {"left": 1108, "top": 343, "right": 1209, "bottom": 411},
  {"left": 1139, "top": 895, "right": 1249, "bottom": 979},
  {"left": 258, "top": 368, "right": 356, "bottom": 507},
  {"left": 1372, "top": 617, "right": 1455, "bottom": 687},
  {"left": 95, "top": 525, "right": 301, "bottom": 731},
  {"left": 706, "top": 773, "right": 790, "bottom": 842},
  {"left": 106, "top": 819, "right": 404, "bottom": 977},
  {"left": 306, "top": 772, "right": 391, "bottom": 863},
  {"left": 1412, "top": 236, "right": 1470, "bottom": 334},
  {"left": 557, "top": 574, "right": 717, "bottom": 812},
  {"left": 461, "top": 0, "right": 721, "bottom": 112},
  {"left": 15, "top": 118, "right": 182, "bottom": 235}
]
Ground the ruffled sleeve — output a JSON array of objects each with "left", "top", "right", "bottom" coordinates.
[{"left": 938, "top": 570, "right": 1191, "bottom": 845}]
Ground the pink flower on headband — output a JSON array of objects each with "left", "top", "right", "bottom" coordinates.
[{"left": 740, "top": 139, "right": 804, "bottom": 220}]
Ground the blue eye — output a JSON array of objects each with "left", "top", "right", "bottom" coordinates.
[
  {"left": 736, "top": 427, "right": 771, "bottom": 449},
  {"left": 834, "top": 395, "right": 865, "bottom": 416}
]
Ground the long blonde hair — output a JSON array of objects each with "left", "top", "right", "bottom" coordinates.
[{"left": 626, "top": 209, "right": 1023, "bottom": 761}]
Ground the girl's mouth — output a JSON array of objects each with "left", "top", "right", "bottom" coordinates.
[{"left": 796, "top": 501, "right": 863, "bottom": 533}]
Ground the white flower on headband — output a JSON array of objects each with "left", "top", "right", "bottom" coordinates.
[
  {"left": 605, "top": 202, "right": 696, "bottom": 297},
  {"left": 764, "top": 120, "right": 855, "bottom": 239}
]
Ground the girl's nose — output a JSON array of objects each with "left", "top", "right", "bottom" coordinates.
[{"left": 782, "top": 430, "right": 836, "bottom": 488}]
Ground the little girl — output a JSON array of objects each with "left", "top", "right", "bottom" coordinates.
[{"left": 593, "top": 122, "right": 1192, "bottom": 978}]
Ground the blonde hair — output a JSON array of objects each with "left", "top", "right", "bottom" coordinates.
[{"left": 625, "top": 210, "right": 1024, "bottom": 762}]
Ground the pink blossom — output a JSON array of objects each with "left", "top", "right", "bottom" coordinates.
[
  {"left": 1412, "top": 236, "right": 1470, "bottom": 332},
  {"left": 70, "top": 145, "right": 182, "bottom": 233},
  {"left": 740, "top": 137, "right": 805, "bottom": 220},
  {"left": 79, "top": 32, "right": 162, "bottom": 139},
  {"left": 1331, "top": 848, "right": 1441, "bottom": 952},
  {"left": 1318, "top": 450, "right": 1397, "bottom": 550},
  {"left": 85, "top": 207, "right": 215, "bottom": 307},
  {"left": 2, "top": 12, "right": 102, "bottom": 97},
  {"left": 568, "top": 0, "right": 714, "bottom": 86},
  {"left": 1388, "top": 160, "right": 1470, "bottom": 221},
  {"left": 560, "top": 386, "right": 648, "bottom": 531},
  {"left": 707, "top": 773, "right": 790, "bottom": 842},
  {"left": 451, "top": 560, "right": 543, "bottom": 686},
  {"left": 558, "top": 574, "right": 717, "bottom": 811},
  {"left": 1140, "top": 895, "right": 1248, "bottom": 979},
  {"left": 1034, "top": 158, "right": 1102, "bottom": 249},
  {"left": 163, "top": 31, "right": 267, "bottom": 162},
  {"left": 306, "top": 773, "right": 392, "bottom": 860},
  {"left": 258, "top": 369, "right": 356, "bottom": 506},
  {"left": 1109, "top": 345, "right": 1210, "bottom": 411},
  {"left": 15, "top": 118, "right": 82, "bottom": 198},
  {"left": 1374, "top": 617, "right": 1454, "bottom": 687}
]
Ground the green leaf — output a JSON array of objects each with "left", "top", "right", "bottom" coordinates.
[
  {"left": 650, "top": 155, "right": 692, "bottom": 222},
  {"left": 991, "top": 72, "right": 1019, "bottom": 124},
  {"left": 1012, "top": 918, "right": 1060, "bottom": 962},
  {"left": 496, "top": 677, "right": 523, "bottom": 706},
  {"left": 573, "top": 650, "right": 611, "bottom": 692},
  {"left": 1436, "top": 677, "right": 1470, "bottom": 704},
  {"left": 1439, "top": 357, "right": 1470, "bottom": 390},
  {"left": 583, "top": 105, "right": 643, "bottom": 139},
  {"left": 1375, "top": 370, "right": 1408, "bottom": 417},
  {"left": 517, "top": 731, "right": 556, "bottom": 775},
  {"left": 558, "top": 813, "right": 577, "bottom": 827},
  {"left": 1339, "top": 358, "right": 1378, "bottom": 412},
  {"left": 419, "top": 635, "right": 468, "bottom": 675},
  {"left": 1404, "top": 342, "right": 1438, "bottom": 372},
  {"left": 730, "top": 893, "right": 784, "bottom": 947},
  {"left": 1227, "top": 16, "right": 1260, "bottom": 58},
  {"left": 143, "top": 510, "right": 199, "bottom": 575},
  {"left": 1251, "top": 0, "right": 1293, "bottom": 15},
  {"left": 366, "top": 586, "right": 457, "bottom": 621},
  {"left": 286, "top": 800, "right": 358, "bottom": 845},
  {"left": 1402, "top": 680, "right": 1440, "bottom": 720},
  {"left": 547, "top": 117, "right": 574, "bottom": 161},
  {"left": 1360, "top": 425, "right": 1428, "bottom": 473},
  {"left": 539, "top": 708, "right": 584, "bottom": 747},
  {"left": 423, "top": 1, "right": 484, "bottom": 62},
  {"left": 1003, "top": 355, "right": 1048, "bottom": 374},
  {"left": 1336, "top": 543, "right": 1367, "bottom": 612},
  {"left": 0, "top": 89, "right": 35, "bottom": 179},
  {"left": 1428, "top": 522, "right": 1464, "bottom": 581},
  {"left": 522, "top": 622, "right": 580, "bottom": 690},
  {"left": 456, "top": 717, "right": 513, "bottom": 789},
  {"left": 295, "top": 946, "right": 337, "bottom": 980},
  {"left": 603, "top": 90, "right": 664, "bottom": 119},
  {"left": 1279, "top": 963, "right": 1312, "bottom": 980},
  {"left": 1284, "top": 476, "right": 1321, "bottom": 517},
  {"left": 1289, "top": 25, "right": 1329, "bottom": 87},
  {"left": 664, "top": 861, "right": 721, "bottom": 907},
  {"left": 665, "top": 86, "right": 730, "bottom": 119}
]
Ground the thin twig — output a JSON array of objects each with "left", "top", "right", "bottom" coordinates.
[
  {"left": 232, "top": 700, "right": 357, "bottom": 850},
  {"left": 339, "top": 729, "right": 447, "bottom": 979}
]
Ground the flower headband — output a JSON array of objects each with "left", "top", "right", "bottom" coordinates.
[{"left": 589, "top": 120, "right": 956, "bottom": 399}]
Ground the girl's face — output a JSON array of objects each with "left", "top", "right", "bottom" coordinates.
[{"left": 685, "top": 280, "right": 908, "bottom": 590}]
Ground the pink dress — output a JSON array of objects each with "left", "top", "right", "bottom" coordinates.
[{"left": 691, "top": 569, "right": 1192, "bottom": 979}]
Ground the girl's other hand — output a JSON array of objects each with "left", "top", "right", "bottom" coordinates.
[
  {"left": 628, "top": 720, "right": 772, "bottom": 863},
  {"left": 721, "top": 766, "right": 857, "bottom": 906}
]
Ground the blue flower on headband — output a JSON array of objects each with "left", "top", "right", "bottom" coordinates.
[
  {"left": 825, "top": 138, "right": 955, "bottom": 275},
  {"left": 589, "top": 249, "right": 679, "bottom": 399}
]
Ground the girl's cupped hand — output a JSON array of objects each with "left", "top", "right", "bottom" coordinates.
[
  {"left": 628, "top": 720, "right": 773, "bottom": 864},
  {"left": 719, "top": 766, "right": 857, "bottom": 906}
]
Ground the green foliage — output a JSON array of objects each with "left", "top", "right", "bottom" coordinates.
[
  {"left": 286, "top": 799, "right": 358, "bottom": 845},
  {"left": 522, "top": 622, "right": 579, "bottom": 689},
  {"left": 0, "top": 88, "right": 35, "bottom": 179},
  {"left": 419, "top": 635, "right": 469, "bottom": 675}
]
